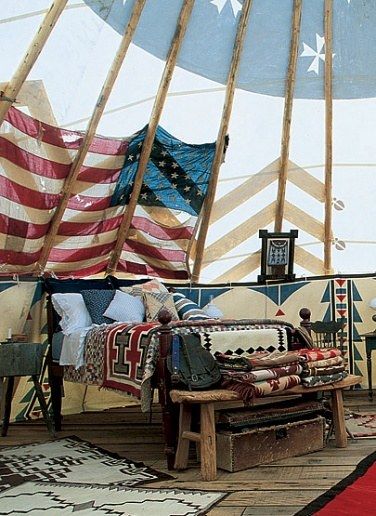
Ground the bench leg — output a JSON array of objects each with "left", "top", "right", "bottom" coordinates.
[
  {"left": 174, "top": 403, "right": 192, "bottom": 470},
  {"left": 200, "top": 403, "right": 217, "bottom": 481},
  {"left": 331, "top": 388, "right": 347, "bottom": 448}
]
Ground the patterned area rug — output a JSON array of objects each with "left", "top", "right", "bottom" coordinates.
[
  {"left": 345, "top": 411, "right": 376, "bottom": 437},
  {"left": 0, "top": 437, "right": 225, "bottom": 515}
]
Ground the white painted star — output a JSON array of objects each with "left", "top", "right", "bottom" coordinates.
[
  {"left": 171, "top": 162, "right": 179, "bottom": 169},
  {"left": 158, "top": 160, "right": 166, "bottom": 167},
  {"left": 141, "top": 193, "right": 148, "bottom": 200},
  {"left": 171, "top": 172, "right": 178, "bottom": 179},
  {"left": 161, "top": 150, "right": 168, "bottom": 157},
  {"left": 128, "top": 154, "right": 134, "bottom": 161},
  {"left": 210, "top": 0, "right": 242, "bottom": 17},
  {"left": 300, "top": 34, "right": 335, "bottom": 75},
  {"left": 172, "top": 183, "right": 177, "bottom": 189},
  {"left": 184, "top": 186, "right": 191, "bottom": 192}
]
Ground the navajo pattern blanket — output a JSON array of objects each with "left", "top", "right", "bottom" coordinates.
[
  {"left": 64, "top": 322, "right": 158, "bottom": 399},
  {"left": 199, "top": 327, "right": 288, "bottom": 355},
  {"left": 64, "top": 319, "right": 292, "bottom": 411}
]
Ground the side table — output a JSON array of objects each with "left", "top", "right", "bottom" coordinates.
[
  {"left": 360, "top": 332, "right": 376, "bottom": 400},
  {"left": 0, "top": 342, "right": 55, "bottom": 437}
]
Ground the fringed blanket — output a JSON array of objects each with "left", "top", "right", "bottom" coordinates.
[
  {"left": 221, "top": 374, "right": 301, "bottom": 404},
  {"left": 64, "top": 322, "right": 159, "bottom": 403},
  {"left": 247, "top": 350, "right": 301, "bottom": 369},
  {"left": 216, "top": 350, "right": 301, "bottom": 370},
  {"left": 221, "top": 364, "right": 303, "bottom": 383}
]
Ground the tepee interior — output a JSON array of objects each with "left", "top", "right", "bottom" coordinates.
[{"left": 0, "top": 1, "right": 376, "bottom": 514}]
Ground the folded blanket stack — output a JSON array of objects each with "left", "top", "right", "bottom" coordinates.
[
  {"left": 297, "top": 348, "right": 348, "bottom": 387},
  {"left": 217, "top": 350, "right": 302, "bottom": 404}
]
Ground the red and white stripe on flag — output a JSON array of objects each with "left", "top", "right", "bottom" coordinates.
[{"left": 0, "top": 107, "right": 194, "bottom": 279}]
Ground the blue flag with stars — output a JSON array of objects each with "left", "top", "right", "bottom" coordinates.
[{"left": 111, "top": 126, "right": 216, "bottom": 217}]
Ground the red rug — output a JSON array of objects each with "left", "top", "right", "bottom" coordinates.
[{"left": 295, "top": 451, "right": 376, "bottom": 515}]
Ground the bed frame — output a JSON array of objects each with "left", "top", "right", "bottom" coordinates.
[{"left": 44, "top": 284, "right": 311, "bottom": 469}]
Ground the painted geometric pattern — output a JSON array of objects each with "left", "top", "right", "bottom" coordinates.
[
  {"left": 348, "top": 280, "right": 366, "bottom": 379},
  {"left": 205, "top": 159, "right": 338, "bottom": 283}
]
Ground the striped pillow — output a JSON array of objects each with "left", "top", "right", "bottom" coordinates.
[{"left": 173, "top": 292, "right": 212, "bottom": 321}]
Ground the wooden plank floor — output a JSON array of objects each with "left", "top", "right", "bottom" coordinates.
[{"left": 1, "top": 391, "right": 375, "bottom": 515}]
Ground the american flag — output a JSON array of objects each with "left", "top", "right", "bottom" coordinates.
[
  {"left": 0, "top": 107, "right": 215, "bottom": 279},
  {"left": 111, "top": 125, "right": 216, "bottom": 279}
]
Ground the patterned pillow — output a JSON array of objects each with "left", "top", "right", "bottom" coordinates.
[
  {"left": 172, "top": 292, "right": 212, "bottom": 321},
  {"left": 143, "top": 291, "right": 179, "bottom": 322},
  {"left": 103, "top": 290, "right": 145, "bottom": 323},
  {"left": 120, "top": 279, "right": 168, "bottom": 298},
  {"left": 81, "top": 289, "right": 116, "bottom": 325}
]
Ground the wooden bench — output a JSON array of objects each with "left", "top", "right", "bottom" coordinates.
[{"left": 170, "top": 374, "right": 362, "bottom": 481}]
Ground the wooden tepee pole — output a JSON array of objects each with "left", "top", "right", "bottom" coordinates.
[
  {"left": 274, "top": 0, "right": 302, "bottom": 232},
  {"left": 36, "top": 0, "right": 147, "bottom": 274},
  {"left": 106, "top": 0, "right": 195, "bottom": 276},
  {"left": 324, "top": 0, "right": 333, "bottom": 274},
  {"left": 191, "top": 0, "right": 253, "bottom": 282},
  {"left": 0, "top": 0, "right": 68, "bottom": 125}
]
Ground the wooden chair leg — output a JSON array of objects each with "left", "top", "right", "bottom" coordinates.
[
  {"left": 32, "top": 376, "right": 55, "bottom": 438},
  {"left": 331, "top": 388, "right": 347, "bottom": 448},
  {"left": 1, "top": 377, "right": 14, "bottom": 437},
  {"left": 200, "top": 403, "right": 217, "bottom": 481},
  {"left": 49, "top": 369, "right": 63, "bottom": 432},
  {"left": 174, "top": 403, "right": 192, "bottom": 470}
]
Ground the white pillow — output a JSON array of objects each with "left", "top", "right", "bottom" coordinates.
[
  {"left": 103, "top": 289, "right": 145, "bottom": 323},
  {"left": 51, "top": 293, "right": 93, "bottom": 334}
]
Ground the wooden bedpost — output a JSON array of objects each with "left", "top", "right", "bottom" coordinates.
[
  {"left": 45, "top": 291, "right": 64, "bottom": 432},
  {"left": 299, "top": 307, "right": 312, "bottom": 335},
  {"left": 156, "top": 309, "right": 177, "bottom": 470}
]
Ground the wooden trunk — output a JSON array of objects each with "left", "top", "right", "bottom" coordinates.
[
  {"left": 217, "top": 399, "right": 324, "bottom": 429},
  {"left": 216, "top": 415, "right": 325, "bottom": 472}
]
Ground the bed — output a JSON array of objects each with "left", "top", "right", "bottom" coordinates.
[{"left": 44, "top": 277, "right": 305, "bottom": 468}]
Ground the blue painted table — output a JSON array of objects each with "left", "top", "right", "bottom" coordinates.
[{"left": 0, "top": 342, "right": 55, "bottom": 437}]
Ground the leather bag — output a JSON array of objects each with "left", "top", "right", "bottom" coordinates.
[{"left": 167, "top": 334, "right": 221, "bottom": 390}]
